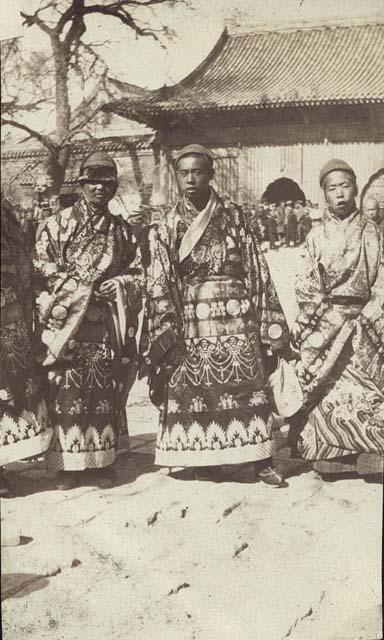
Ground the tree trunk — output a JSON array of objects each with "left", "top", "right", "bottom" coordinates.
[
  {"left": 49, "top": 36, "right": 72, "bottom": 193},
  {"left": 45, "top": 146, "right": 71, "bottom": 195}
]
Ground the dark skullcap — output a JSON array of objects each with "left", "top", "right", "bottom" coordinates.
[
  {"left": 78, "top": 152, "right": 118, "bottom": 183},
  {"left": 319, "top": 158, "right": 356, "bottom": 186},
  {"left": 175, "top": 144, "right": 214, "bottom": 168}
]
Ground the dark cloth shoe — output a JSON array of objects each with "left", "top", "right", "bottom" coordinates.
[
  {"left": 257, "top": 465, "right": 285, "bottom": 487},
  {"left": 273, "top": 446, "right": 310, "bottom": 478},
  {"left": 254, "top": 459, "right": 285, "bottom": 486}
]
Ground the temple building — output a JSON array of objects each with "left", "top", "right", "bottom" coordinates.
[
  {"left": 2, "top": 20, "right": 384, "bottom": 211},
  {"left": 104, "top": 20, "right": 384, "bottom": 208}
]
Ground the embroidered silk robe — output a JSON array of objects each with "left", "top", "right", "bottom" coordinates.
[
  {"left": 294, "top": 210, "right": 384, "bottom": 460},
  {"left": 1, "top": 201, "right": 51, "bottom": 465},
  {"left": 140, "top": 189, "right": 289, "bottom": 467},
  {"left": 34, "top": 198, "right": 140, "bottom": 471}
]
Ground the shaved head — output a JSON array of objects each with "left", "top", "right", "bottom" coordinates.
[{"left": 363, "top": 197, "right": 380, "bottom": 222}]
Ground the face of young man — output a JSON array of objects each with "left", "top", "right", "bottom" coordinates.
[
  {"left": 82, "top": 180, "right": 116, "bottom": 207},
  {"left": 176, "top": 155, "right": 212, "bottom": 204},
  {"left": 323, "top": 170, "right": 357, "bottom": 219}
]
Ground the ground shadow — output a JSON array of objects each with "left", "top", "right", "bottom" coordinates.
[
  {"left": 1, "top": 573, "right": 50, "bottom": 601},
  {"left": 2, "top": 433, "right": 158, "bottom": 497}
]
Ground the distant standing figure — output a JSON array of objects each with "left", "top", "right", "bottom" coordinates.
[
  {"left": 297, "top": 205, "right": 312, "bottom": 244},
  {"left": 363, "top": 197, "right": 382, "bottom": 226},
  {"left": 275, "top": 202, "right": 285, "bottom": 243},
  {"left": 284, "top": 201, "right": 297, "bottom": 246},
  {"left": 266, "top": 203, "right": 278, "bottom": 250}
]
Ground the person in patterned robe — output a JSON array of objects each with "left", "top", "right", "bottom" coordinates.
[
  {"left": 289, "top": 159, "right": 384, "bottom": 478},
  {"left": 139, "top": 144, "right": 290, "bottom": 484},
  {"left": 33, "top": 153, "right": 140, "bottom": 489},
  {"left": 1, "top": 195, "right": 52, "bottom": 497}
]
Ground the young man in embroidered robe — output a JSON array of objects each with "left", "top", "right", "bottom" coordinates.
[
  {"left": 34, "top": 153, "right": 140, "bottom": 489},
  {"left": 139, "top": 144, "right": 290, "bottom": 484},
  {"left": 289, "top": 159, "right": 384, "bottom": 478}
]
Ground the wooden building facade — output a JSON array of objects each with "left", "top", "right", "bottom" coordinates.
[{"left": 105, "top": 21, "right": 384, "bottom": 209}]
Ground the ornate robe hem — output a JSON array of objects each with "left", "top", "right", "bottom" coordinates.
[
  {"left": 0, "top": 428, "right": 53, "bottom": 467},
  {"left": 155, "top": 440, "right": 274, "bottom": 467},
  {"left": 46, "top": 448, "right": 116, "bottom": 471}
]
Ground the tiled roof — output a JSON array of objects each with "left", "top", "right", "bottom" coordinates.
[
  {"left": 1, "top": 134, "right": 155, "bottom": 160},
  {"left": 19, "top": 166, "right": 79, "bottom": 188},
  {"left": 105, "top": 23, "right": 384, "bottom": 121}
]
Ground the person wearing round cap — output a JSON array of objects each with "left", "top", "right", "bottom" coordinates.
[
  {"left": 289, "top": 158, "right": 384, "bottom": 478},
  {"left": 34, "top": 152, "right": 140, "bottom": 489},
  {"left": 139, "top": 144, "right": 290, "bottom": 484}
]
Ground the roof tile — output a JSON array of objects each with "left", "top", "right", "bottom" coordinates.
[{"left": 106, "top": 23, "right": 384, "bottom": 118}]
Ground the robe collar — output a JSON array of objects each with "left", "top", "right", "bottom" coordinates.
[{"left": 178, "top": 187, "right": 218, "bottom": 263}]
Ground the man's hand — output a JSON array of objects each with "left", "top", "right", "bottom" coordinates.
[
  {"left": 97, "top": 279, "right": 117, "bottom": 301},
  {"left": 0, "top": 388, "right": 14, "bottom": 404},
  {"left": 47, "top": 317, "right": 65, "bottom": 330}
]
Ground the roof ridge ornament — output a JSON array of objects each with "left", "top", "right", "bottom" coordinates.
[{"left": 225, "top": 15, "right": 384, "bottom": 35}]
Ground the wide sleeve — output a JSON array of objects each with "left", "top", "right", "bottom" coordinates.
[
  {"left": 32, "top": 214, "right": 95, "bottom": 365},
  {"left": 138, "top": 220, "right": 184, "bottom": 362},
  {"left": 33, "top": 217, "right": 67, "bottom": 325},
  {"left": 354, "top": 232, "right": 384, "bottom": 390},
  {"left": 360, "top": 226, "right": 384, "bottom": 324},
  {"left": 0, "top": 233, "right": 32, "bottom": 407},
  {"left": 233, "top": 207, "right": 290, "bottom": 353},
  {"left": 111, "top": 219, "right": 143, "bottom": 319},
  {"left": 103, "top": 220, "right": 143, "bottom": 354},
  {"left": 291, "top": 230, "right": 328, "bottom": 346}
]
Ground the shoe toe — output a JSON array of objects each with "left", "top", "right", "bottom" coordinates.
[{"left": 258, "top": 466, "right": 284, "bottom": 486}]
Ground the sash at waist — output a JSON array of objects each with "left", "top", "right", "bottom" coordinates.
[
  {"left": 184, "top": 275, "right": 245, "bottom": 286},
  {"left": 324, "top": 295, "right": 366, "bottom": 306}
]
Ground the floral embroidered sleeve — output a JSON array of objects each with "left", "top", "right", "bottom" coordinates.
[
  {"left": 139, "top": 220, "right": 184, "bottom": 364},
  {"left": 33, "top": 219, "right": 65, "bottom": 325},
  {"left": 107, "top": 219, "right": 143, "bottom": 319},
  {"left": 360, "top": 227, "right": 384, "bottom": 324},
  {"left": 0, "top": 227, "right": 33, "bottom": 406},
  {"left": 356, "top": 232, "right": 384, "bottom": 383},
  {"left": 231, "top": 207, "right": 290, "bottom": 353}
]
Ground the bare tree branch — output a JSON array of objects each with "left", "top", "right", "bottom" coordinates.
[
  {"left": 1, "top": 118, "right": 60, "bottom": 156},
  {"left": 20, "top": 10, "right": 55, "bottom": 35},
  {"left": 65, "top": 104, "right": 103, "bottom": 141},
  {"left": 3, "top": 0, "right": 188, "bottom": 192},
  {"left": 1, "top": 98, "right": 50, "bottom": 115},
  {"left": 62, "top": 1, "right": 86, "bottom": 58}
]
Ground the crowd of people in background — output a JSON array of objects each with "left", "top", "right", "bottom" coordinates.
[
  {"left": 10, "top": 189, "right": 384, "bottom": 253},
  {"left": 239, "top": 199, "right": 316, "bottom": 250}
]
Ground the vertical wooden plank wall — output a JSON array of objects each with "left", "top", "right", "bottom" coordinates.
[{"left": 241, "top": 142, "right": 384, "bottom": 204}]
